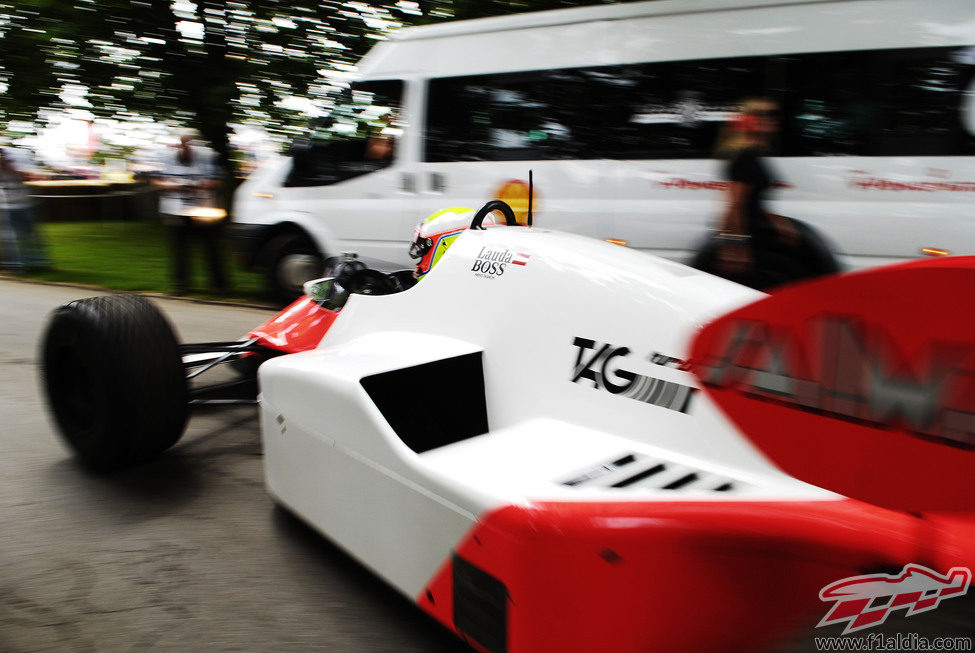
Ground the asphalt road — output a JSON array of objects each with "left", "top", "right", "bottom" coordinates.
[
  {"left": 0, "top": 279, "right": 471, "bottom": 653},
  {"left": 1, "top": 278, "right": 971, "bottom": 652}
]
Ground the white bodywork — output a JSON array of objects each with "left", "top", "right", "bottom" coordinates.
[
  {"left": 260, "top": 227, "right": 839, "bottom": 600},
  {"left": 236, "top": 0, "right": 975, "bottom": 272}
]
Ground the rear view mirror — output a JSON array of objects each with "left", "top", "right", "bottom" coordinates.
[
  {"left": 303, "top": 277, "right": 334, "bottom": 302},
  {"left": 303, "top": 277, "right": 350, "bottom": 311}
]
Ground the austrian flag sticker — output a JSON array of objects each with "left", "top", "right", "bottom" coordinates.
[{"left": 471, "top": 246, "right": 531, "bottom": 278}]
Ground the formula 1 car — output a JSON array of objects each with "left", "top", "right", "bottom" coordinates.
[
  {"left": 40, "top": 201, "right": 514, "bottom": 471},
  {"left": 40, "top": 200, "right": 975, "bottom": 652}
]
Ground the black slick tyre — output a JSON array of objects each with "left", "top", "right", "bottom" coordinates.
[{"left": 42, "top": 294, "right": 188, "bottom": 471}]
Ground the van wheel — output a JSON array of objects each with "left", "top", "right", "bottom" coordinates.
[
  {"left": 42, "top": 295, "right": 189, "bottom": 472},
  {"left": 265, "top": 233, "right": 323, "bottom": 305}
]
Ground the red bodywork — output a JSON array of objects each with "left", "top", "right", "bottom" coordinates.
[
  {"left": 690, "top": 256, "right": 975, "bottom": 513},
  {"left": 248, "top": 296, "right": 338, "bottom": 354},
  {"left": 418, "top": 499, "right": 944, "bottom": 653}
]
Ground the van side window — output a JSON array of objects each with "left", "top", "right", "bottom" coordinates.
[
  {"left": 425, "top": 61, "right": 766, "bottom": 161},
  {"left": 424, "top": 46, "right": 974, "bottom": 163},
  {"left": 584, "top": 58, "right": 766, "bottom": 159},
  {"left": 286, "top": 80, "right": 403, "bottom": 187},
  {"left": 776, "top": 53, "right": 873, "bottom": 156},
  {"left": 777, "top": 47, "right": 975, "bottom": 156},
  {"left": 425, "top": 71, "right": 583, "bottom": 162},
  {"left": 871, "top": 47, "right": 975, "bottom": 156}
]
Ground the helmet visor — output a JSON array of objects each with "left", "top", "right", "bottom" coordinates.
[{"left": 409, "top": 237, "right": 432, "bottom": 260}]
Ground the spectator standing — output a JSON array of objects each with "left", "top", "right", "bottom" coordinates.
[
  {"left": 704, "top": 98, "right": 800, "bottom": 289},
  {"left": 154, "top": 131, "right": 228, "bottom": 295},
  {"left": 0, "top": 144, "right": 49, "bottom": 271}
]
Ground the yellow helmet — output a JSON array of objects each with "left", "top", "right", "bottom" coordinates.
[{"left": 410, "top": 207, "right": 478, "bottom": 279}]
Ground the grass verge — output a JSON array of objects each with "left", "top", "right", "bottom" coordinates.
[{"left": 7, "top": 220, "right": 270, "bottom": 305}]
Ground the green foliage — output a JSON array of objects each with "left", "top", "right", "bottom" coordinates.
[
  {"left": 0, "top": 0, "right": 625, "bottom": 159},
  {"left": 1, "top": 0, "right": 415, "bottom": 157}
]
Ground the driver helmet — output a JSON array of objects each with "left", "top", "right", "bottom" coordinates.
[{"left": 409, "top": 206, "right": 498, "bottom": 279}]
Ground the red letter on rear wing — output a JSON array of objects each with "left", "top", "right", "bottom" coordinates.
[{"left": 689, "top": 257, "right": 975, "bottom": 512}]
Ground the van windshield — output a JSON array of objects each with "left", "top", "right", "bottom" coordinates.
[{"left": 285, "top": 80, "right": 403, "bottom": 187}]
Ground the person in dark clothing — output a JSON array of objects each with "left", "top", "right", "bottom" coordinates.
[
  {"left": 154, "top": 132, "right": 228, "bottom": 295},
  {"left": 710, "top": 98, "right": 800, "bottom": 289}
]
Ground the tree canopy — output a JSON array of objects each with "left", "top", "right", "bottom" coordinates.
[{"left": 0, "top": 0, "right": 623, "bottom": 167}]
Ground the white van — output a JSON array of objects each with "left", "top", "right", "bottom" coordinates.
[{"left": 232, "top": 0, "right": 975, "bottom": 300}]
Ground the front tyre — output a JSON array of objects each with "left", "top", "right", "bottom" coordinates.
[{"left": 42, "top": 295, "right": 188, "bottom": 472}]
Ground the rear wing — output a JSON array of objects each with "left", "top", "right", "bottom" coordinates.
[{"left": 689, "top": 257, "right": 975, "bottom": 512}]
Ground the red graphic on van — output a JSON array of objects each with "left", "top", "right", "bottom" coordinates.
[
  {"left": 848, "top": 174, "right": 975, "bottom": 192},
  {"left": 656, "top": 177, "right": 792, "bottom": 191}
]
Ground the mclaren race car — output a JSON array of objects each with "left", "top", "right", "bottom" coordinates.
[
  {"left": 40, "top": 200, "right": 975, "bottom": 652},
  {"left": 39, "top": 201, "right": 511, "bottom": 471}
]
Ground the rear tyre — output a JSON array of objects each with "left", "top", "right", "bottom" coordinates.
[
  {"left": 265, "top": 233, "right": 323, "bottom": 305},
  {"left": 42, "top": 295, "right": 188, "bottom": 472}
]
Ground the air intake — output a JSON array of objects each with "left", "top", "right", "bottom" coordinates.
[
  {"left": 561, "top": 453, "right": 742, "bottom": 494},
  {"left": 360, "top": 353, "right": 488, "bottom": 453}
]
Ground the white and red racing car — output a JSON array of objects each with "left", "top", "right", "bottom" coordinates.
[{"left": 41, "top": 200, "right": 975, "bottom": 652}]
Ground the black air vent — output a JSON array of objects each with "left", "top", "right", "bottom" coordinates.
[
  {"left": 453, "top": 554, "right": 508, "bottom": 653},
  {"left": 360, "top": 353, "right": 488, "bottom": 453},
  {"left": 611, "top": 463, "right": 666, "bottom": 488},
  {"left": 561, "top": 453, "right": 743, "bottom": 494},
  {"left": 564, "top": 453, "right": 638, "bottom": 486}
]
